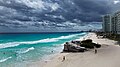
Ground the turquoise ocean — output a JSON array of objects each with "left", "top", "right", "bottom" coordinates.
[{"left": 0, "top": 32, "right": 87, "bottom": 67}]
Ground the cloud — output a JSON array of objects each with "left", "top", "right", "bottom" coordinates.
[
  {"left": 45, "top": 14, "right": 65, "bottom": 20},
  {"left": 114, "top": 0, "right": 120, "bottom": 4},
  {"left": 16, "top": 0, "right": 60, "bottom": 11},
  {"left": 0, "top": 0, "right": 116, "bottom": 32}
]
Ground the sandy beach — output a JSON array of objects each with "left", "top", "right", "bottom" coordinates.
[{"left": 28, "top": 33, "right": 120, "bottom": 67}]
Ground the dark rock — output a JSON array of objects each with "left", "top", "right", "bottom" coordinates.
[
  {"left": 63, "top": 39, "right": 101, "bottom": 52},
  {"left": 63, "top": 42, "right": 86, "bottom": 52}
]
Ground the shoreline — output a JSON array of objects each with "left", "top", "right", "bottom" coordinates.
[
  {"left": 25, "top": 33, "right": 88, "bottom": 67},
  {"left": 28, "top": 32, "right": 120, "bottom": 67},
  {"left": 26, "top": 32, "right": 89, "bottom": 67}
]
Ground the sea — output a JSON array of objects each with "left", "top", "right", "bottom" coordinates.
[{"left": 0, "top": 32, "right": 87, "bottom": 67}]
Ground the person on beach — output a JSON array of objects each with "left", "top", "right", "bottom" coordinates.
[
  {"left": 62, "top": 56, "right": 65, "bottom": 62},
  {"left": 3, "top": 52, "right": 5, "bottom": 54},
  {"left": 94, "top": 46, "right": 97, "bottom": 54},
  {"left": 95, "top": 49, "right": 97, "bottom": 54},
  {"left": 51, "top": 51, "right": 54, "bottom": 53},
  {"left": 94, "top": 47, "right": 97, "bottom": 54}
]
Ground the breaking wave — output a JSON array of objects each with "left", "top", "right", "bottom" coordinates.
[
  {"left": 0, "top": 38, "right": 58, "bottom": 49},
  {"left": 17, "top": 47, "right": 35, "bottom": 54},
  {"left": 0, "top": 56, "right": 12, "bottom": 63},
  {"left": 0, "top": 33, "right": 86, "bottom": 49}
]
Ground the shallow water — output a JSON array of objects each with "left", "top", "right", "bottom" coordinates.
[{"left": 0, "top": 32, "right": 87, "bottom": 67}]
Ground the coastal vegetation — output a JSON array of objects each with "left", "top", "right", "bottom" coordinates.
[
  {"left": 96, "top": 32, "right": 120, "bottom": 45},
  {"left": 81, "top": 39, "right": 101, "bottom": 49}
]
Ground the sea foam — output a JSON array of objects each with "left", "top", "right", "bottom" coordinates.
[
  {"left": 0, "top": 33, "right": 86, "bottom": 49},
  {"left": 17, "top": 47, "right": 35, "bottom": 54},
  {"left": 0, "top": 56, "right": 12, "bottom": 63},
  {"left": 0, "top": 38, "right": 58, "bottom": 49}
]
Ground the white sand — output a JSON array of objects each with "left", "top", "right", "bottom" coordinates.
[{"left": 28, "top": 33, "right": 120, "bottom": 67}]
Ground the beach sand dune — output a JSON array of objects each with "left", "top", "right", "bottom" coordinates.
[{"left": 29, "top": 33, "right": 120, "bottom": 67}]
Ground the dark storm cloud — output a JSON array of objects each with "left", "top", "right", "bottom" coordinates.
[
  {"left": 63, "top": 0, "right": 111, "bottom": 22},
  {"left": 0, "top": 0, "right": 118, "bottom": 32},
  {"left": 74, "top": 0, "right": 110, "bottom": 14}
]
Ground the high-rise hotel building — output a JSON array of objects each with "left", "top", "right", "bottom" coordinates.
[
  {"left": 102, "top": 14, "right": 112, "bottom": 33},
  {"left": 103, "top": 11, "right": 120, "bottom": 34},
  {"left": 115, "top": 11, "right": 120, "bottom": 34}
]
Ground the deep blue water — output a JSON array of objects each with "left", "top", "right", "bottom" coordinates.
[{"left": 0, "top": 32, "right": 87, "bottom": 67}]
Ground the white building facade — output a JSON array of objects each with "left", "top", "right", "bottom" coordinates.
[
  {"left": 102, "top": 15, "right": 112, "bottom": 33},
  {"left": 103, "top": 11, "right": 120, "bottom": 34},
  {"left": 115, "top": 11, "right": 120, "bottom": 34},
  {"left": 111, "top": 15, "right": 117, "bottom": 34}
]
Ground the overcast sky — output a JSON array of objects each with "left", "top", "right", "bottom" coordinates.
[{"left": 0, "top": 0, "right": 119, "bottom": 32}]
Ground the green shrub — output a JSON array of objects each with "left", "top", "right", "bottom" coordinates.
[
  {"left": 80, "top": 43, "right": 94, "bottom": 49},
  {"left": 81, "top": 39, "right": 101, "bottom": 49},
  {"left": 94, "top": 43, "right": 101, "bottom": 48},
  {"left": 81, "top": 39, "right": 92, "bottom": 44}
]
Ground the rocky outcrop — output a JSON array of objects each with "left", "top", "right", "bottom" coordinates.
[
  {"left": 63, "top": 39, "right": 101, "bottom": 52},
  {"left": 63, "top": 41, "right": 86, "bottom": 52}
]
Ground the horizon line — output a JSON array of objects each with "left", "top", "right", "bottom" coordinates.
[{"left": 0, "top": 31, "right": 89, "bottom": 34}]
